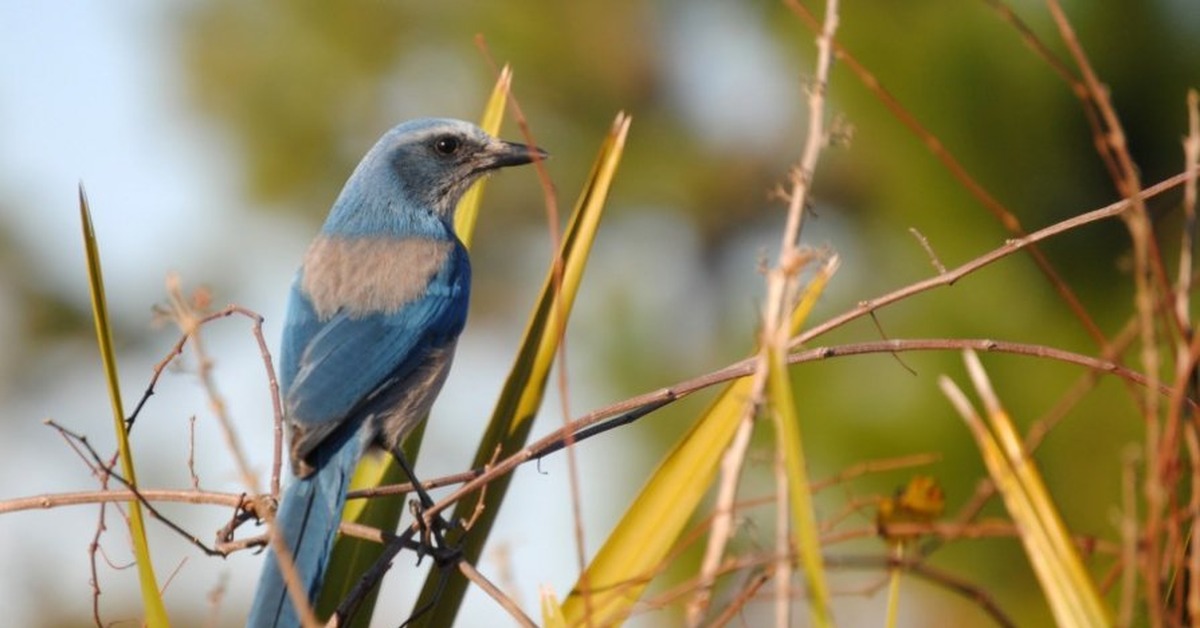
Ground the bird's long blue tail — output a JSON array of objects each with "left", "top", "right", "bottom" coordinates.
[{"left": 247, "top": 425, "right": 366, "bottom": 628}]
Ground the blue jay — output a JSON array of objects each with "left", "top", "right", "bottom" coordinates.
[{"left": 247, "top": 118, "right": 542, "bottom": 628}]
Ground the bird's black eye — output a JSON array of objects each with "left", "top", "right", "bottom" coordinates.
[{"left": 433, "top": 135, "right": 461, "bottom": 156}]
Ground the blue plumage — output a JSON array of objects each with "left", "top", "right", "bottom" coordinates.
[{"left": 248, "top": 118, "right": 542, "bottom": 628}]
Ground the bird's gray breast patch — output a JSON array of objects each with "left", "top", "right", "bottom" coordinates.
[{"left": 301, "top": 235, "right": 453, "bottom": 319}]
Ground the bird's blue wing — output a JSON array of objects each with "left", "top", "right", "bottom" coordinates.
[
  {"left": 280, "top": 248, "right": 469, "bottom": 461},
  {"left": 278, "top": 277, "right": 322, "bottom": 395}
]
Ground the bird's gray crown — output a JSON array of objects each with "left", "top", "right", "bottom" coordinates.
[{"left": 321, "top": 118, "right": 542, "bottom": 239}]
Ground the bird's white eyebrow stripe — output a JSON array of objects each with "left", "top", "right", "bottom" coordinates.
[
  {"left": 391, "top": 123, "right": 479, "bottom": 146},
  {"left": 300, "top": 236, "right": 452, "bottom": 319}
]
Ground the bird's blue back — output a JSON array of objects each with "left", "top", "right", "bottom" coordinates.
[{"left": 280, "top": 230, "right": 470, "bottom": 461}]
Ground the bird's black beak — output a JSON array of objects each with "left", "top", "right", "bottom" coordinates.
[{"left": 484, "top": 139, "right": 549, "bottom": 170}]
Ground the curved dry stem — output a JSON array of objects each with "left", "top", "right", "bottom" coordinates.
[
  {"left": 0, "top": 488, "right": 246, "bottom": 515},
  {"left": 417, "top": 331, "right": 1187, "bottom": 539}
]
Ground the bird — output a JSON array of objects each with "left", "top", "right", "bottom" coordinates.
[{"left": 247, "top": 118, "right": 543, "bottom": 628}]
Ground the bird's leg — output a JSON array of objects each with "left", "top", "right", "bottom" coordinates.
[
  {"left": 390, "top": 447, "right": 459, "bottom": 564},
  {"left": 391, "top": 446, "right": 435, "bottom": 509}
]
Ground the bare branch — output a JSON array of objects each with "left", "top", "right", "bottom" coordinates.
[
  {"left": 457, "top": 561, "right": 537, "bottom": 628},
  {"left": 792, "top": 169, "right": 1199, "bottom": 349}
]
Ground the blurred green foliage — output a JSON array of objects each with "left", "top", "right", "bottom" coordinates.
[{"left": 3, "top": 0, "right": 1196, "bottom": 625}]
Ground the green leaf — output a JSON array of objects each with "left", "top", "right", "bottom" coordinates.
[
  {"left": 767, "top": 338, "right": 832, "bottom": 627},
  {"left": 541, "top": 586, "right": 568, "bottom": 628},
  {"left": 455, "top": 65, "right": 513, "bottom": 249},
  {"left": 940, "top": 351, "right": 1110, "bottom": 627},
  {"left": 561, "top": 256, "right": 837, "bottom": 626},
  {"left": 410, "top": 112, "right": 631, "bottom": 627},
  {"left": 79, "top": 185, "right": 171, "bottom": 627}
]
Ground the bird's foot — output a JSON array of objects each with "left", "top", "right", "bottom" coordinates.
[{"left": 408, "top": 500, "right": 461, "bottom": 565}]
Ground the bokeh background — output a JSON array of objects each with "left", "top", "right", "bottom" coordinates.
[{"left": 2, "top": 1, "right": 1198, "bottom": 626}]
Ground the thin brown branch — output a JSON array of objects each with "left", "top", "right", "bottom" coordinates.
[
  {"left": 823, "top": 521, "right": 1119, "bottom": 557},
  {"left": 14, "top": 331, "right": 1179, "bottom": 534},
  {"left": 420, "top": 332, "right": 1188, "bottom": 532},
  {"left": 188, "top": 415, "right": 201, "bottom": 490},
  {"left": 978, "top": 0, "right": 1078, "bottom": 85},
  {"left": 329, "top": 509, "right": 429, "bottom": 624},
  {"left": 792, "top": 169, "right": 1199, "bottom": 348},
  {"left": 1158, "top": 314, "right": 1200, "bottom": 496},
  {"left": 263, "top": 511, "right": 320, "bottom": 628},
  {"left": 1045, "top": 4, "right": 1172, "bottom": 616},
  {"left": 819, "top": 494, "right": 882, "bottom": 536},
  {"left": 810, "top": 453, "right": 942, "bottom": 492},
  {"left": 698, "top": 1, "right": 842, "bottom": 621},
  {"left": 206, "top": 573, "right": 229, "bottom": 628},
  {"left": 937, "top": 319, "right": 1141, "bottom": 558},
  {"left": 688, "top": 396, "right": 756, "bottom": 626},
  {"left": 346, "top": 466, "right": 484, "bottom": 500},
  {"left": 908, "top": 227, "right": 946, "bottom": 275},
  {"left": 1050, "top": 1, "right": 1177, "bottom": 350},
  {"left": 708, "top": 569, "right": 771, "bottom": 628},
  {"left": 826, "top": 554, "right": 1017, "bottom": 628},
  {"left": 759, "top": 4, "right": 840, "bottom": 625},
  {"left": 1181, "top": 90, "right": 1200, "bottom": 335},
  {"left": 653, "top": 547, "right": 1018, "bottom": 628},
  {"left": 161, "top": 277, "right": 258, "bottom": 494},
  {"left": 1025, "top": 316, "right": 1140, "bottom": 452},
  {"left": 141, "top": 297, "right": 283, "bottom": 494},
  {"left": 1119, "top": 446, "right": 1140, "bottom": 628},
  {"left": 1043, "top": 0, "right": 1145, "bottom": 201},
  {"left": 215, "top": 533, "right": 269, "bottom": 556},
  {"left": 773, "top": 442, "right": 790, "bottom": 628},
  {"left": 0, "top": 487, "right": 246, "bottom": 515},
  {"left": 943, "top": 258, "right": 1200, "bottom": 552},
  {"left": 867, "top": 310, "right": 917, "bottom": 376},
  {"left": 160, "top": 557, "right": 189, "bottom": 598},
  {"left": 786, "top": 0, "right": 1112, "bottom": 351},
  {"left": 1186, "top": 424, "right": 1200, "bottom": 621},
  {"left": 645, "top": 554, "right": 769, "bottom": 616},
  {"left": 457, "top": 561, "right": 537, "bottom": 628},
  {"left": 791, "top": 338, "right": 1169, "bottom": 395},
  {"left": 44, "top": 420, "right": 229, "bottom": 556},
  {"left": 978, "top": 0, "right": 1123, "bottom": 184},
  {"left": 89, "top": 502, "right": 107, "bottom": 627},
  {"left": 475, "top": 37, "right": 589, "bottom": 623}
]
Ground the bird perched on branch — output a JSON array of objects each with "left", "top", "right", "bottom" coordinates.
[{"left": 247, "top": 118, "right": 543, "bottom": 628}]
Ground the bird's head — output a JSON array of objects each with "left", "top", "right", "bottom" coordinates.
[{"left": 325, "top": 118, "right": 545, "bottom": 237}]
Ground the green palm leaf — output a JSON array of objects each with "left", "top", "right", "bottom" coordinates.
[
  {"left": 410, "top": 112, "right": 631, "bottom": 627},
  {"left": 561, "top": 257, "right": 837, "bottom": 626},
  {"left": 79, "top": 186, "right": 171, "bottom": 627}
]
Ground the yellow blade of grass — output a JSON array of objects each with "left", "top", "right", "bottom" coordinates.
[
  {"left": 411, "top": 112, "right": 631, "bottom": 627},
  {"left": 563, "top": 368, "right": 750, "bottom": 625},
  {"left": 79, "top": 185, "right": 171, "bottom": 627},
  {"left": 541, "top": 586, "right": 568, "bottom": 628},
  {"left": 939, "top": 350, "right": 1110, "bottom": 627},
  {"left": 561, "top": 256, "right": 838, "bottom": 626},
  {"left": 768, "top": 338, "right": 832, "bottom": 627},
  {"left": 455, "top": 65, "right": 514, "bottom": 248},
  {"left": 315, "top": 69, "right": 512, "bottom": 624}
]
